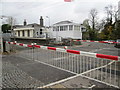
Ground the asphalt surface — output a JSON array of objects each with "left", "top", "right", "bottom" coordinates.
[
  {"left": 69, "top": 42, "right": 120, "bottom": 56},
  {"left": 2, "top": 55, "right": 74, "bottom": 88}
]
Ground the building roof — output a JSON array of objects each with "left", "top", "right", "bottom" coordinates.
[
  {"left": 27, "top": 23, "right": 40, "bottom": 26},
  {"left": 14, "top": 27, "right": 34, "bottom": 31},
  {"left": 53, "top": 20, "right": 81, "bottom": 26},
  {"left": 54, "top": 20, "right": 73, "bottom": 25},
  {"left": 13, "top": 23, "right": 44, "bottom": 29},
  {"left": 13, "top": 25, "right": 23, "bottom": 28}
]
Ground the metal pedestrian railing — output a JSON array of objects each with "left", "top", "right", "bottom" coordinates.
[{"left": 4, "top": 41, "right": 120, "bottom": 88}]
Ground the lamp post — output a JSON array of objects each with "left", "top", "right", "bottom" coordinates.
[
  {"left": 0, "top": 15, "right": 14, "bottom": 53},
  {"left": 46, "top": 16, "right": 50, "bottom": 27},
  {"left": 0, "top": 17, "right": 3, "bottom": 53},
  {"left": 0, "top": 16, "right": 13, "bottom": 35}
]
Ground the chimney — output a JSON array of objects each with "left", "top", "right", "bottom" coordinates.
[
  {"left": 24, "top": 19, "right": 27, "bottom": 26},
  {"left": 40, "top": 16, "right": 43, "bottom": 27}
]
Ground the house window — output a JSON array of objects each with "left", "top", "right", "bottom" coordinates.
[
  {"left": 18, "top": 31, "right": 20, "bottom": 36},
  {"left": 74, "top": 25, "right": 80, "bottom": 30},
  {"left": 69, "top": 25, "right": 73, "bottom": 31},
  {"left": 53, "top": 27, "right": 56, "bottom": 31},
  {"left": 22, "top": 30, "right": 25, "bottom": 36},
  {"left": 81, "top": 28, "right": 86, "bottom": 32},
  {"left": 27, "top": 30, "right": 30, "bottom": 37},
  {"left": 56, "top": 26, "right": 59, "bottom": 31},
  {"left": 53, "top": 26, "right": 59, "bottom": 31},
  {"left": 78, "top": 26, "right": 80, "bottom": 30},
  {"left": 63, "top": 26, "right": 68, "bottom": 31},
  {"left": 40, "top": 29, "right": 42, "bottom": 34},
  {"left": 60, "top": 26, "right": 63, "bottom": 31},
  {"left": 37, "top": 32, "right": 38, "bottom": 35}
]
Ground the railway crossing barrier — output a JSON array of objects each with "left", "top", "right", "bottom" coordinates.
[{"left": 4, "top": 41, "right": 120, "bottom": 88}]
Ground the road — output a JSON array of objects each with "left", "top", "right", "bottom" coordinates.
[
  {"left": 1, "top": 42, "right": 120, "bottom": 88},
  {"left": 69, "top": 42, "right": 120, "bottom": 56}
]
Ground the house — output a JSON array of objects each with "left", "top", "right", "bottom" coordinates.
[
  {"left": 49, "top": 20, "right": 86, "bottom": 41},
  {"left": 13, "top": 16, "right": 48, "bottom": 39}
]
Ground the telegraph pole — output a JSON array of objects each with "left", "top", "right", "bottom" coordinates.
[
  {"left": 0, "top": 16, "right": 14, "bottom": 53},
  {"left": 46, "top": 16, "right": 50, "bottom": 27},
  {"left": 0, "top": 17, "right": 3, "bottom": 53}
]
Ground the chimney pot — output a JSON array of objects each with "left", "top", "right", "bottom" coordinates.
[
  {"left": 24, "top": 19, "right": 27, "bottom": 26},
  {"left": 40, "top": 16, "right": 43, "bottom": 27}
]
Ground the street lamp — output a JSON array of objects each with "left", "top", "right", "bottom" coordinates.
[
  {"left": 0, "top": 17, "right": 3, "bottom": 53},
  {"left": 46, "top": 16, "right": 50, "bottom": 27},
  {"left": 0, "top": 15, "right": 14, "bottom": 53},
  {"left": 0, "top": 16, "right": 13, "bottom": 34}
]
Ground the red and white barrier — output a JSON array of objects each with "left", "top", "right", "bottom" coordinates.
[
  {"left": 4, "top": 41, "right": 119, "bottom": 88},
  {"left": 74, "top": 40, "right": 119, "bottom": 44},
  {"left": 4, "top": 41, "right": 120, "bottom": 61}
]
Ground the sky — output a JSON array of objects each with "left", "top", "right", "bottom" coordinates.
[{"left": 1, "top": 0, "right": 120, "bottom": 26}]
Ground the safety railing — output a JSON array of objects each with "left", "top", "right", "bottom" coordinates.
[{"left": 4, "top": 41, "right": 120, "bottom": 88}]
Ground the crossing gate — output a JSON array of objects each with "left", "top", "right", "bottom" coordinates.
[
  {"left": 4, "top": 41, "right": 120, "bottom": 88},
  {"left": 73, "top": 40, "right": 119, "bottom": 44}
]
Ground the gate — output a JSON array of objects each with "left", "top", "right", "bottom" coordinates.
[{"left": 4, "top": 41, "right": 120, "bottom": 88}]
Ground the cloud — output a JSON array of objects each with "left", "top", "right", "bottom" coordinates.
[{"left": 1, "top": 0, "right": 119, "bottom": 25}]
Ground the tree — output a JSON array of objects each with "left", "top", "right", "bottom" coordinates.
[
  {"left": 2, "top": 24, "right": 11, "bottom": 33},
  {"left": 82, "top": 19, "right": 91, "bottom": 39},
  {"left": 83, "top": 19, "right": 90, "bottom": 30},
  {"left": 88, "top": 8, "right": 98, "bottom": 40},
  {"left": 114, "top": 20, "right": 120, "bottom": 39},
  {"left": 98, "top": 5, "right": 119, "bottom": 40},
  {"left": 96, "top": 19, "right": 106, "bottom": 31},
  {"left": 105, "top": 5, "right": 113, "bottom": 24},
  {"left": 5, "top": 17, "right": 17, "bottom": 26},
  {"left": 105, "top": 5, "right": 118, "bottom": 24},
  {"left": 89, "top": 8, "right": 98, "bottom": 31},
  {"left": 83, "top": 5, "right": 119, "bottom": 40}
]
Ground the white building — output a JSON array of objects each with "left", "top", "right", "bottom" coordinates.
[
  {"left": 49, "top": 21, "right": 86, "bottom": 41},
  {"left": 13, "top": 16, "right": 48, "bottom": 39},
  {"left": 118, "top": 1, "right": 120, "bottom": 20}
]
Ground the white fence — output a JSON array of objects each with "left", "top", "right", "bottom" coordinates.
[{"left": 4, "top": 41, "right": 120, "bottom": 88}]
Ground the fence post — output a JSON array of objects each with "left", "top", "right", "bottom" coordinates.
[
  {"left": 31, "top": 43, "right": 34, "bottom": 61},
  {"left": 31, "top": 43, "right": 36, "bottom": 61},
  {"left": 14, "top": 41, "right": 17, "bottom": 53},
  {"left": 3, "top": 39, "right": 6, "bottom": 52},
  {"left": 34, "top": 43, "right": 36, "bottom": 61}
]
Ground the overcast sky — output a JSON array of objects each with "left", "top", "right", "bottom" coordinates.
[{"left": 1, "top": 0, "right": 120, "bottom": 26}]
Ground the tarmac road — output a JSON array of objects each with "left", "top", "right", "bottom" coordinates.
[
  {"left": 2, "top": 55, "right": 74, "bottom": 88},
  {"left": 69, "top": 42, "right": 120, "bottom": 56}
]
